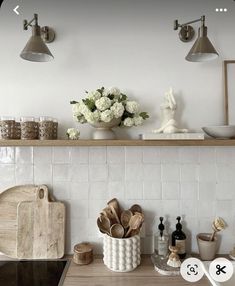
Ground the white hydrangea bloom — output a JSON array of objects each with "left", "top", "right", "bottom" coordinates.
[
  {"left": 67, "top": 128, "right": 80, "bottom": 140},
  {"left": 133, "top": 116, "right": 144, "bottom": 126},
  {"left": 84, "top": 110, "right": 100, "bottom": 124},
  {"left": 87, "top": 90, "right": 101, "bottom": 101},
  {"left": 92, "top": 110, "right": 101, "bottom": 122},
  {"left": 123, "top": 117, "right": 134, "bottom": 127},
  {"left": 72, "top": 103, "right": 81, "bottom": 116},
  {"left": 95, "top": 97, "right": 112, "bottom": 111},
  {"left": 125, "top": 101, "right": 140, "bottom": 114},
  {"left": 109, "top": 87, "right": 121, "bottom": 96},
  {"left": 102, "top": 88, "right": 110, "bottom": 97},
  {"left": 100, "top": 110, "right": 114, "bottom": 123},
  {"left": 110, "top": 102, "right": 124, "bottom": 118},
  {"left": 78, "top": 101, "right": 90, "bottom": 115}
]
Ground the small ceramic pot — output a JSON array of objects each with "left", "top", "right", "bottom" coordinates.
[
  {"left": 103, "top": 235, "right": 141, "bottom": 272},
  {"left": 197, "top": 233, "right": 218, "bottom": 261}
]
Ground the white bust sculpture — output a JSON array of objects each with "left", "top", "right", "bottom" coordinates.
[{"left": 153, "top": 88, "right": 188, "bottom": 134}]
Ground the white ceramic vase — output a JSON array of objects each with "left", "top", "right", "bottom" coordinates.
[
  {"left": 103, "top": 235, "right": 141, "bottom": 272},
  {"left": 90, "top": 118, "right": 121, "bottom": 140}
]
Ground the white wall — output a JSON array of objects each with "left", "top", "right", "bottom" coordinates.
[{"left": 0, "top": 0, "right": 235, "bottom": 138}]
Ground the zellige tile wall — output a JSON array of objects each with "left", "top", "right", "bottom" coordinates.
[{"left": 0, "top": 146, "right": 235, "bottom": 254}]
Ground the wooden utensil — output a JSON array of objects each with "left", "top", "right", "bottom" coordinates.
[
  {"left": 17, "top": 185, "right": 65, "bottom": 259},
  {"left": 107, "top": 198, "right": 120, "bottom": 224},
  {"left": 120, "top": 210, "right": 132, "bottom": 229},
  {"left": 110, "top": 224, "right": 124, "bottom": 238},
  {"left": 210, "top": 217, "right": 226, "bottom": 241},
  {"left": 101, "top": 207, "right": 118, "bottom": 224},
  {"left": 130, "top": 204, "right": 142, "bottom": 214},
  {"left": 97, "top": 215, "right": 111, "bottom": 235},
  {"left": 0, "top": 184, "right": 54, "bottom": 258},
  {"left": 125, "top": 213, "right": 144, "bottom": 238}
]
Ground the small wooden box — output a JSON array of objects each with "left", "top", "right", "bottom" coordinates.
[{"left": 73, "top": 242, "right": 93, "bottom": 265}]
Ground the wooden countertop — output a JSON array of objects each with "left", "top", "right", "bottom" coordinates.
[{"left": 63, "top": 256, "right": 211, "bottom": 286}]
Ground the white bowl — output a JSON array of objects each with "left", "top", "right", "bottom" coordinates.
[{"left": 202, "top": 125, "right": 235, "bottom": 139}]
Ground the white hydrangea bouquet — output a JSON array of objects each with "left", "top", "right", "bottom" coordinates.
[{"left": 70, "top": 87, "right": 149, "bottom": 127}]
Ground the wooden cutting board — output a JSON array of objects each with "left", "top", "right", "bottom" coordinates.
[
  {"left": 17, "top": 185, "right": 65, "bottom": 259},
  {"left": 0, "top": 184, "right": 53, "bottom": 258}
]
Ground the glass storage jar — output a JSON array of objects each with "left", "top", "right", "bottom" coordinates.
[
  {"left": 39, "top": 116, "right": 54, "bottom": 140},
  {"left": 20, "top": 117, "right": 39, "bottom": 140},
  {"left": 0, "top": 116, "right": 16, "bottom": 140}
]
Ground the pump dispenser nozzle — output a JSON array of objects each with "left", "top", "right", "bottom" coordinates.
[{"left": 158, "top": 217, "right": 165, "bottom": 237}]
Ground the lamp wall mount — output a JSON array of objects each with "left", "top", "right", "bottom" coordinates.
[
  {"left": 174, "top": 16, "right": 205, "bottom": 42},
  {"left": 23, "top": 13, "right": 55, "bottom": 43}
]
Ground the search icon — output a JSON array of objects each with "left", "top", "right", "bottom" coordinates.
[
  {"left": 181, "top": 258, "right": 204, "bottom": 282},
  {"left": 190, "top": 266, "right": 196, "bottom": 273}
]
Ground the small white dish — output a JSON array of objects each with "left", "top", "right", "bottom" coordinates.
[{"left": 202, "top": 125, "right": 235, "bottom": 139}]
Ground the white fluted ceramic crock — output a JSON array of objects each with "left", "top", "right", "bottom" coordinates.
[{"left": 103, "top": 234, "right": 141, "bottom": 272}]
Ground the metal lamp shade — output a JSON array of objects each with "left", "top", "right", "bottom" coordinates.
[
  {"left": 20, "top": 25, "right": 54, "bottom": 62},
  {"left": 186, "top": 26, "right": 218, "bottom": 62}
]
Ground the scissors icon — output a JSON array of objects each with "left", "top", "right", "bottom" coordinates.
[{"left": 216, "top": 264, "right": 226, "bottom": 275}]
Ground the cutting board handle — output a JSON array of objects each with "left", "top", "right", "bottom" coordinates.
[{"left": 36, "top": 185, "right": 49, "bottom": 202}]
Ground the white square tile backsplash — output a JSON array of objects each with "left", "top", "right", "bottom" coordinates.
[
  {"left": 0, "top": 146, "right": 235, "bottom": 255},
  {"left": 0, "top": 147, "right": 14, "bottom": 164},
  {"left": 15, "top": 147, "right": 33, "bottom": 164},
  {"left": 70, "top": 147, "right": 89, "bottom": 164},
  {"left": 107, "top": 147, "right": 125, "bottom": 164},
  {"left": 162, "top": 182, "right": 180, "bottom": 200},
  {"left": 89, "top": 147, "right": 107, "bottom": 164},
  {"left": 161, "top": 164, "right": 180, "bottom": 182}
]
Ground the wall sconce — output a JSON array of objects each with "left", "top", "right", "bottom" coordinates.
[
  {"left": 20, "top": 14, "right": 55, "bottom": 62},
  {"left": 174, "top": 15, "right": 219, "bottom": 62}
]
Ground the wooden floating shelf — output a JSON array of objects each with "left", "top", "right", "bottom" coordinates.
[{"left": 0, "top": 139, "right": 235, "bottom": 147}]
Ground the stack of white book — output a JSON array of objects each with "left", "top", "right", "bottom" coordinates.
[{"left": 140, "top": 133, "right": 205, "bottom": 140}]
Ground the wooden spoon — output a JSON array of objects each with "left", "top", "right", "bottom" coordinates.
[
  {"left": 129, "top": 229, "right": 141, "bottom": 237},
  {"left": 97, "top": 215, "right": 111, "bottom": 235},
  {"left": 110, "top": 224, "right": 124, "bottom": 238},
  {"left": 101, "top": 207, "right": 117, "bottom": 223},
  {"left": 125, "top": 213, "right": 144, "bottom": 238},
  {"left": 107, "top": 198, "right": 120, "bottom": 224},
  {"left": 121, "top": 210, "right": 133, "bottom": 229},
  {"left": 130, "top": 204, "right": 142, "bottom": 214}
]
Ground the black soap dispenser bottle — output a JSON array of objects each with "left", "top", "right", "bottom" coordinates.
[{"left": 171, "top": 216, "right": 186, "bottom": 259}]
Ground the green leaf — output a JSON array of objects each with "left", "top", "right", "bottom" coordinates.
[
  {"left": 108, "top": 94, "right": 115, "bottom": 100},
  {"left": 121, "top": 110, "right": 134, "bottom": 121},
  {"left": 139, "top": 112, "right": 149, "bottom": 120},
  {"left": 82, "top": 98, "right": 96, "bottom": 112},
  {"left": 70, "top": 101, "right": 78, "bottom": 104},
  {"left": 97, "top": 87, "right": 105, "bottom": 95},
  {"left": 118, "top": 94, "right": 127, "bottom": 102}
]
